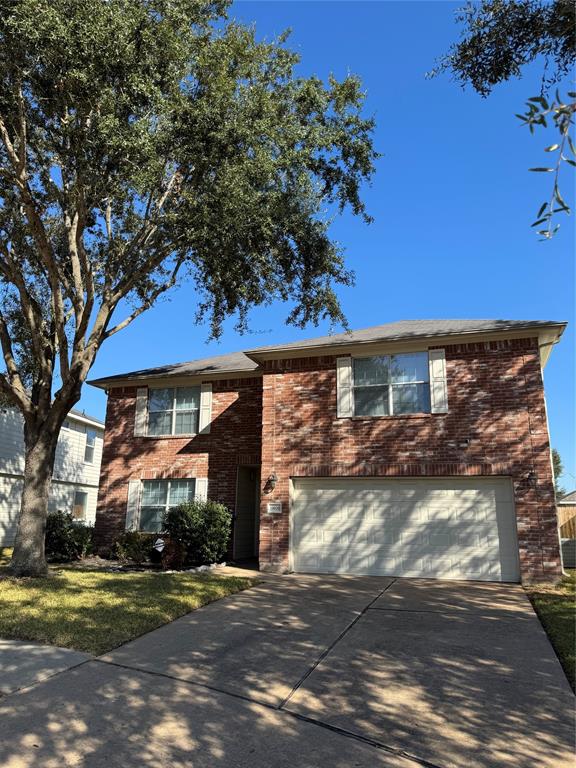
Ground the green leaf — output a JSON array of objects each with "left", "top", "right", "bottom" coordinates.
[
  {"left": 565, "top": 158, "right": 576, "bottom": 167},
  {"left": 537, "top": 202, "right": 548, "bottom": 218},
  {"left": 544, "top": 144, "right": 559, "bottom": 152},
  {"left": 528, "top": 168, "right": 554, "bottom": 172},
  {"left": 531, "top": 218, "right": 548, "bottom": 227},
  {"left": 568, "top": 135, "right": 576, "bottom": 156},
  {"left": 555, "top": 187, "right": 569, "bottom": 209},
  {"left": 528, "top": 95, "right": 548, "bottom": 109}
]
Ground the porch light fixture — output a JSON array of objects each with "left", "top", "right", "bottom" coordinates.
[{"left": 264, "top": 472, "right": 278, "bottom": 493}]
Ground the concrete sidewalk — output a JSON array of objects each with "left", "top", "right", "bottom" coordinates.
[
  {"left": 0, "top": 638, "right": 91, "bottom": 695},
  {"left": 0, "top": 575, "right": 573, "bottom": 768}
]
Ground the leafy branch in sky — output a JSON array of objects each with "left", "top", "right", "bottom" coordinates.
[
  {"left": 431, "top": 0, "right": 575, "bottom": 239},
  {"left": 519, "top": 91, "right": 575, "bottom": 239}
]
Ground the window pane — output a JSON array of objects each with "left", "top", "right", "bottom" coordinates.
[
  {"left": 392, "top": 383, "right": 431, "bottom": 414},
  {"left": 353, "top": 357, "right": 389, "bottom": 386},
  {"left": 73, "top": 491, "right": 88, "bottom": 520},
  {"left": 354, "top": 386, "right": 390, "bottom": 416},
  {"left": 142, "top": 481, "right": 168, "bottom": 507},
  {"left": 175, "top": 387, "right": 200, "bottom": 410},
  {"left": 140, "top": 506, "right": 164, "bottom": 532},
  {"left": 86, "top": 429, "right": 96, "bottom": 447},
  {"left": 149, "top": 388, "right": 174, "bottom": 412},
  {"left": 168, "top": 479, "right": 196, "bottom": 507},
  {"left": 389, "top": 353, "right": 429, "bottom": 383},
  {"left": 174, "top": 411, "right": 198, "bottom": 434},
  {"left": 148, "top": 411, "right": 172, "bottom": 435},
  {"left": 84, "top": 444, "right": 95, "bottom": 463}
]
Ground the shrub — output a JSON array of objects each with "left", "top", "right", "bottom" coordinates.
[
  {"left": 163, "top": 500, "right": 232, "bottom": 565},
  {"left": 45, "top": 511, "right": 94, "bottom": 562},
  {"left": 72, "top": 524, "right": 94, "bottom": 559},
  {"left": 113, "top": 531, "right": 153, "bottom": 565}
]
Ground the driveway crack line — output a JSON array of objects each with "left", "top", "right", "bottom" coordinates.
[
  {"left": 276, "top": 578, "right": 398, "bottom": 711},
  {"left": 93, "top": 656, "right": 444, "bottom": 768}
]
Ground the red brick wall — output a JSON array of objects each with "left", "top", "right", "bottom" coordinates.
[
  {"left": 258, "top": 337, "right": 561, "bottom": 583},
  {"left": 94, "top": 377, "right": 262, "bottom": 549}
]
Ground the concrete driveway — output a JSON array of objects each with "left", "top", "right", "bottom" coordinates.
[{"left": 0, "top": 574, "right": 573, "bottom": 768}]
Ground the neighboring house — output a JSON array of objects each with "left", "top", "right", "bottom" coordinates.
[
  {"left": 0, "top": 407, "right": 104, "bottom": 546},
  {"left": 89, "top": 318, "right": 566, "bottom": 584},
  {"left": 557, "top": 490, "right": 576, "bottom": 538}
]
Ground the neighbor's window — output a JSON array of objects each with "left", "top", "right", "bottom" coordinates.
[
  {"left": 73, "top": 490, "right": 88, "bottom": 520},
  {"left": 140, "top": 479, "right": 196, "bottom": 532},
  {"left": 147, "top": 387, "right": 200, "bottom": 436},
  {"left": 84, "top": 429, "right": 96, "bottom": 463},
  {"left": 353, "top": 352, "right": 431, "bottom": 416}
]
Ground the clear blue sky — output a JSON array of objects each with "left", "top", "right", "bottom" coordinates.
[{"left": 79, "top": 1, "right": 575, "bottom": 489}]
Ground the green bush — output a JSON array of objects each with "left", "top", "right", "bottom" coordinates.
[
  {"left": 113, "top": 531, "right": 153, "bottom": 565},
  {"left": 45, "top": 511, "right": 94, "bottom": 562},
  {"left": 163, "top": 500, "right": 232, "bottom": 565}
]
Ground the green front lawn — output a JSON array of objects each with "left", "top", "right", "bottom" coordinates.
[
  {"left": 525, "top": 570, "right": 576, "bottom": 692},
  {"left": 0, "top": 568, "right": 252, "bottom": 655}
]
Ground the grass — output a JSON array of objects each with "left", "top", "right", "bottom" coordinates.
[
  {"left": 0, "top": 566, "right": 252, "bottom": 655},
  {"left": 525, "top": 570, "right": 576, "bottom": 692}
]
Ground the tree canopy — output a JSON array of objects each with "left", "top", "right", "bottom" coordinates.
[
  {"left": 0, "top": 0, "right": 377, "bottom": 576},
  {"left": 431, "top": 0, "right": 575, "bottom": 239},
  {"left": 432, "top": 0, "right": 574, "bottom": 96},
  {"left": 552, "top": 448, "right": 566, "bottom": 499},
  {"left": 0, "top": 0, "right": 377, "bottom": 416}
]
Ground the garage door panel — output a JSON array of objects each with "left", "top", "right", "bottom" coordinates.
[{"left": 292, "top": 478, "right": 519, "bottom": 582}]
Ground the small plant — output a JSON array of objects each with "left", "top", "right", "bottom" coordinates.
[
  {"left": 45, "top": 511, "right": 94, "bottom": 562},
  {"left": 163, "top": 500, "right": 232, "bottom": 566},
  {"left": 113, "top": 531, "right": 153, "bottom": 565}
]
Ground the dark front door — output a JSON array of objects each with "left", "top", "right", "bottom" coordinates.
[{"left": 234, "top": 467, "right": 260, "bottom": 560}]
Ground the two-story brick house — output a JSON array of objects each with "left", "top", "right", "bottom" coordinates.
[{"left": 90, "top": 319, "right": 566, "bottom": 583}]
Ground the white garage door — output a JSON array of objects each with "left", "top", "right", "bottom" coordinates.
[{"left": 292, "top": 477, "right": 520, "bottom": 582}]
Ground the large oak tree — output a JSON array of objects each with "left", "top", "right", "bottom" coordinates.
[{"left": 0, "top": 0, "right": 377, "bottom": 576}]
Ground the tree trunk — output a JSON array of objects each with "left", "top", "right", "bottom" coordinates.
[{"left": 9, "top": 429, "right": 60, "bottom": 578}]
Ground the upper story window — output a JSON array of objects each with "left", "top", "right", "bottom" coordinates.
[
  {"left": 353, "top": 352, "right": 430, "bottom": 416},
  {"left": 84, "top": 429, "right": 96, "bottom": 463},
  {"left": 147, "top": 387, "right": 200, "bottom": 436}
]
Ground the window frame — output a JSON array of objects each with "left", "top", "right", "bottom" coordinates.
[
  {"left": 147, "top": 386, "right": 201, "bottom": 437},
  {"left": 84, "top": 428, "right": 97, "bottom": 464},
  {"left": 352, "top": 351, "right": 431, "bottom": 418},
  {"left": 139, "top": 478, "right": 197, "bottom": 532},
  {"left": 73, "top": 490, "right": 88, "bottom": 520}
]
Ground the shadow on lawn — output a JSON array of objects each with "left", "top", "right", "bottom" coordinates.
[{"left": 0, "top": 570, "right": 252, "bottom": 655}]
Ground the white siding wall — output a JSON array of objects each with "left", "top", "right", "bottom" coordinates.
[{"left": 0, "top": 408, "right": 104, "bottom": 546}]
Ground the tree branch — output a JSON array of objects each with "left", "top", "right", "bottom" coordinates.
[
  {"left": 0, "top": 309, "right": 31, "bottom": 412},
  {"left": 103, "top": 258, "right": 184, "bottom": 340}
]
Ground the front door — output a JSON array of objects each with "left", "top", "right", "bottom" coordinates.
[{"left": 234, "top": 467, "right": 260, "bottom": 560}]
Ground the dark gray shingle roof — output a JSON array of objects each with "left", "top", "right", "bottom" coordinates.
[
  {"left": 246, "top": 319, "right": 565, "bottom": 355},
  {"left": 69, "top": 408, "right": 105, "bottom": 426},
  {"left": 88, "top": 318, "right": 566, "bottom": 388},
  {"left": 89, "top": 350, "right": 258, "bottom": 387}
]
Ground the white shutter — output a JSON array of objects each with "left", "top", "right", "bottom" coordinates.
[
  {"left": 336, "top": 357, "right": 354, "bottom": 418},
  {"left": 195, "top": 477, "right": 208, "bottom": 502},
  {"left": 429, "top": 349, "right": 449, "bottom": 413},
  {"left": 134, "top": 387, "right": 148, "bottom": 436},
  {"left": 198, "top": 383, "right": 212, "bottom": 434},
  {"left": 126, "top": 480, "right": 142, "bottom": 531}
]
